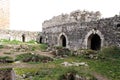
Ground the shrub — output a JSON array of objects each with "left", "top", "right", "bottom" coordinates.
[
  {"left": 0, "top": 56, "right": 14, "bottom": 63},
  {"left": 0, "top": 45, "right": 4, "bottom": 49},
  {"left": 39, "top": 44, "right": 48, "bottom": 51},
  {"left": 3, "top": 52, "right": 12, "bottom": 55},
  {"left": 98, "top": 46, "right": 120, "bottom": 59}
]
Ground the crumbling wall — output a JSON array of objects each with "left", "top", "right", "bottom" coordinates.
[
  {"left": 42, "top": 10, "right": 101, "bottom": 28},
  {"left": 42, "top": 14, "right": 120, "bottom": 50},
  {"left": 0, "top": 30, "right": 40, "bottom": 42}
]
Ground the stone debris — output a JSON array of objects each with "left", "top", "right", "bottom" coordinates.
[
  {"left": 61, "top": 62, "right": 88, "bottom": 67},
  {"left": 72, "top": 62, "right": 88, "bottom": 66},
  {"left": 14, "top": 61, "right": 21, "bottom": 64}
]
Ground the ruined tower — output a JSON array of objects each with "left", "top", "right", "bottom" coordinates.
[{"left": 0, "top": 0, "right": 9, "bottom": 29}]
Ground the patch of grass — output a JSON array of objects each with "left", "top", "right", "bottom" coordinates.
[
  {"left": 27, "top": 44, "right": 48, "bottom": 51},
  {"left": 88, "top": 46, "right": 120, "bottom": 80},
  {"left": 27, "top": 40, "right": 37, "bottom": 44},
  {"left": 0, "top": 39, "right": 38, "bottom": 45},
  {"left": 3, "top": 52, "right": 12, "bottom": 55},
  {"left": 0, "top": 39, "right": 22, "bottom": 45},
  {"left": 98, "top": 46, "right": 120, "bottom": 59},
  {"left": 0, "top": 45, "right": 119, "bottom": 80},
  {"left": 0, "top": 56, "right": 14, "bottom": 63},
  {"left": 15, "top": 53, "right": 53, "bottom": 63},
  {"left": 15, "top": 66, "right": 94, "bottom": 80},
  {"left": 0, "top": 45, "right": 4, "bottom": 49},
  {"left": 0, "top": 39, "right": 10, "bottom": 42},
  {"left": 39, "top": 44, "right": 48, "bottom": 51},
  {"left": 0, "top": 68, "right": 12, "bottom": 71},
  {"left": 9, "top": 40, "right": 22, "bottom": 44}
]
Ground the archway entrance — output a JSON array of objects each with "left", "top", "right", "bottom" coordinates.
[
  {"left": 39, "top": 37, "right": 42, "bottom": 43},
  {"left": 60, "top": 35, "right": 66, "bottom": 47},
  {"left": 22, "top": 34, "right": 25, "bottom": 42},
  {"left": 88, "top": 34, "right": 101, "bottom": 50}
]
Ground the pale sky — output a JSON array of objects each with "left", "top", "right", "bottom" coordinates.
[{"left": 10, "top": 0, "right": 120, "bottom": 31}]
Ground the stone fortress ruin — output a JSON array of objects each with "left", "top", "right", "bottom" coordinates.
[
  {"left": 42, "top": 10, "right": 120, "bottom": 50},
  {"left": 0, "top": 0, "right": 120, "bottom": 50},
  {"left": 0, "top": 1, "right": 119, "bottom": 79}
]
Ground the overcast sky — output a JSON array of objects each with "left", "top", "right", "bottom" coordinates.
[{"left": 10, "top": 0, "right": 120, "bottom": 31}]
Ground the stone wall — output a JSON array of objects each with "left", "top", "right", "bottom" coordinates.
[
  {"left": 0, "top": 30, "right": 40, "bottom": 42},
  {"left": 42, "top": 10, "right": 101, "bottom": 28},
  {"left": 42, "top": 14, "right": 120, "bottom": 50},
  {"left": 0, "top": 0, "right": 9, "bottom": 29}
]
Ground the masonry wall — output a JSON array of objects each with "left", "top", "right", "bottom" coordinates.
[
  {"left": 42, "top": 16, "right": 120, "bottom": 50},
  {"left": 0, "top": 30, "right": 40, "bottom": 42}
]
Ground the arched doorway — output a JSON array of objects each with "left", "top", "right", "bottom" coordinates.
[
  {"left": 88, "top": 34, "right": 101, "bottom": 50},
  {"left": 39, "top": 37, "right": 42, "bottom": 43},
  {"left": 60, "top": 35, "right": 66, "bottom": 47},
  {"left": 22, "top": 34, "right": 25, "bottom": 42}
]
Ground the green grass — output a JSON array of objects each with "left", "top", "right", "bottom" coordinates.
[
  {"left": 0, "top": 56, "right": 14, "bottom": 63},
  {"left": 14, "top": 56, "right": 120, "bottom": 80},
  {"left": 39, "top": 44, "right": 48, "bottom": 51},
  {"left": 14, "top": 65, "right": 94, "bottom": 80},
  {"left": 0, "top": 39, "right": 38, "bottom": 45},
  {"left": 26, "top": 40, "right": 37, "bottom": 44},
  {"left": 0, "top": 39, "right": 22, "bottom": 45},
  {"left": 14, "top": 46, "right": 120, "bottom": 80},
  {"left": 28, "top": 43, "right": 48, "bottom": 51},
  {"left": 0, "top": 45, "right": 4, "bottom": 49},
  {"left": 89, "top": 59, "right": 120, "bottom": 80},
  {"left": 3, "top": 52, "right": 12, "bottom": 55},
  {"left": 15, "top": 53, "right": 53, "bottom": 63},
  {"left": 0, "top": 45, "right": 119, "bottom": 80}
]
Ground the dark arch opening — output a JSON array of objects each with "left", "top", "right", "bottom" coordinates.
[
  {"left": 117, "top": 24, "right": 120, "bottom": 27},
  {"left": 88, "top": 34, "right": 101, "bottom": 50},
  {"left": 22, "top": 34, "right": 25, "bottom": 42},
  {"left": 68, "top": 73, "right": 75, "bottom": 80},
  {"left": 60, "top": 35, "right": 66, "bottom": 47},
  {"left": 39, "top": 37, "right": 42, "bottom": 43}
]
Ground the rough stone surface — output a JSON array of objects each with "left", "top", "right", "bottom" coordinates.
[
  {"left": 42, "top": 11, "right": 120, "bottom": 50},
  {"left": 0, "top": 30, "right": 40, "bottom": 42},
  {"left": 43, "top": 10, "right": 101, "bottom": 28}
]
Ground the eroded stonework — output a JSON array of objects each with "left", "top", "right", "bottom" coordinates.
[
  {"left": 0, "top": 30, "right": 40, "bottom": 42},
  {"left": 42, "top": 10, "right": 120, "bottom": 50}
]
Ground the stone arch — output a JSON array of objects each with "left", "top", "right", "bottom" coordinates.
[
  {"left": 84, "top": 29, "right": 104, "bottom": 50},
  {"left": 22, "top": 34, "right": 25, "bottom": 42},
  {"left": 39, "top": 36, "right": 42, "bottom": 43},
  {"left": 88, "top": 34, "right": 101, "bottom": 50},
  {"left": 117, "top": 23, "right": 120, "bottom": 27},
  {"left": 58, "top": 33, "right": 68, "bottom": 47}
]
